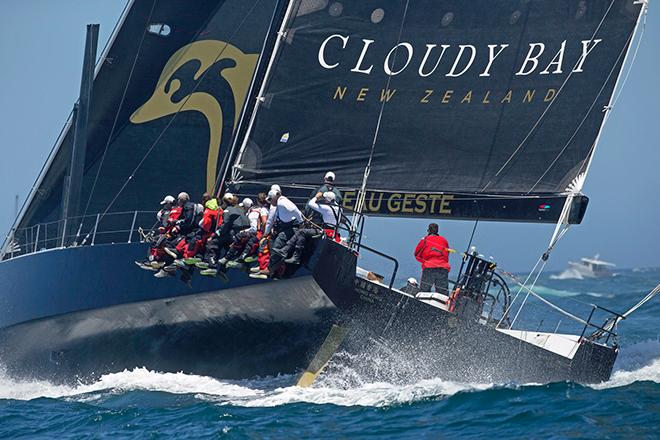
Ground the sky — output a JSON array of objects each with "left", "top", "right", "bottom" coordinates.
[{"left": 0, "top": 1, "right": 658, "bottom": 274}]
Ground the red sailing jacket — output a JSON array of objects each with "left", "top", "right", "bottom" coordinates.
[
  {"left": 414, "top": 234, "right": 451, "bottom": 271},
  {"left": 199, "top": 208, "right": 219, "bottom": 235}
]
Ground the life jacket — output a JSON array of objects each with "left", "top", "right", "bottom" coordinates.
[
  {"left": 199, "top": 198, "right": 219, "bottom": 235},
  {"left": 162, "top": 206, "right": 183, "bottom": 235},
  {"left": 167, "top": 206, "right": 182, "bottom": 224}
]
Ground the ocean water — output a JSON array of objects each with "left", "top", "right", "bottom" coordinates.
[{"left": 1, "top": 269, "right": 658, "bottom": 439}]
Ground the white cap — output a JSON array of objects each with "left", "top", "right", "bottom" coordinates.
[
  {"left": 270, "top": 184, "right": 281, "bottom": 192},
  {"left": 323, "top": 191, "right": 336, "bottom": 202},
  {"left": 324, "top": 171, "right": 336, "bottom": 181},
  {"left": 267, "top": 189, "right": 279, "bottom": 201},
  {"left": 177, "top": 192, "right": 190, "bottom": 201},
  {"left": 407, "top": 277, "right": 418, "bottom": 286},
  {"left": 240, "top": 197, "right": 253, "bottom": 208},
  {"left": 160, "top": 195, "right": 175, "bottom": 205},
  {"left": 223, "top": 192, "right": 234, "bottom": 201}
]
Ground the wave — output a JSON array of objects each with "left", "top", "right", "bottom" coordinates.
[
  {"left": 529, "top": 284, "right": 612, "bottom": 299},
  {"left": 530, "top": 284, "right": 582, "bottom": 297},
  {"left": 0, "top": 341, "right": 657, "bottom": 406},
  {"left": 550, "top": 268, "right": 585, "bottom": 280}
]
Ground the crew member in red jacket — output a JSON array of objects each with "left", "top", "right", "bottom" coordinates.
[{"left": 414, "top": 223, "right": 451, "bottom": 294}]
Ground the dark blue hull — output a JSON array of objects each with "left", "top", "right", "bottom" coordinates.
[{"left": 0, "top": 243, "right": 336, "bottom": 383}]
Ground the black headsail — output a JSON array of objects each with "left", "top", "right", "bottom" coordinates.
[
  {"left": 229, "top": 0, "right": 643, "bottom": 223},
  {"left": 4, "top": 0, "right": 283, "bottom": 255}
]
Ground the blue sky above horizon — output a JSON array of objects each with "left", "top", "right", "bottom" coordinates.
[{"left": 0, "top": 1, "right": 658, "bottom": 273}]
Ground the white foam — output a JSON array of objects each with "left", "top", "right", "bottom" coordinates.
[
  {"left": 0, "top": 366, "right": 489, "bottom": 406},
  {"left": 0, "top": 340, "right": 657, "bottom": 404},
  {"left": 214, "top": 379, "right": 491, "bottom": 408},
  {"left": 593, "top": 339, "right": 660, "bottom": 389},
  {"left": 550, "top": 268, "right": 585, "bottom": 280}
]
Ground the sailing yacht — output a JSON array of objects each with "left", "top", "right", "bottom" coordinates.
[{"left": 0, "top": 0, "right": 655, "bottom": 385}]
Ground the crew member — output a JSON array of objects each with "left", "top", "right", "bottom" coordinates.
[
  {"left": 275, "top": 191, "right": 340, "bottom": 267},
  {"left": 400, "top": 278, "right": 420, "bottom": 295},
  {"left": 156, "top": 195, "right": 175, "bottom": 227},
  {"left": 414, "top": 223, "right": 451, "bottom": 294},
  {"left": 252, "top": 188, "right": 302, "bottom": 278},
  {"left": 315, "top": 171, "right": 342, "bottom": 204},
  {"left": 306, "top": 171, "right": 342, "bottom": 223},
  {"left": 149, "top": 195, "right": 185, "bottom": 277},
  {"left": 201, "top": 193, "right": 249, "bottom": 274},
  {"left": 223, "top": 197, "right": 265, "bottom": 266},
  {"left": 135, "top": 195, "right": 176, "bottom": 271},
  {"left": 180, "top": 193, "right": 219, "bottom": 266}
]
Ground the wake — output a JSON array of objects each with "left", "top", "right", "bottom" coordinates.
[{"left": 0, "top": 340, "right": 658, "bottom": 405}]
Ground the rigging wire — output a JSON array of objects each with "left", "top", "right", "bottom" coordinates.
[
  {"left": 499, "top": 269, "right": 592, "bottom": 328},
  {"left": 480, "top": 0, "right": 617, "bottom": 193},
  {"left": 495, "top": 2, "right": 647, "bottom": 326},
  {"left": 216, "top": 0, "right": 297, "bottom": 196},
  {"left": 78, "top": 0, "right": 158, "bottom": 233},
  {"left": 354, "top": 0, "right": 411, "bottom": 219},
  {"left": 621, "top": 282, "right": 660, "bottom": 319},
  {"left": 496, "top": 255, "right": 542, "bottom": 328},
  {"left": 526, "top": 27, "right": 635, "bottom": 194},
  {"left": 81, "top": 0, "right": 265, "bottom": 243},
  {"left": 572, "top": 0, "right": 649, "bottom": 184},
  {"left": 611, "top": 0, "right": 648, "bottom": 109}
]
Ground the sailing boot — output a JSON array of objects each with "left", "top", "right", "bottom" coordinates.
[
  {"left": 164, "top": 247, "right": 179, "bottom": 259},
  {"left": 184, "top": 256, "right": 202, "bottom": 266},
  {"left": 225, "top": 260, "right": 245, "bottom": 269},
  {"left": 154, "top": 269, "right": 173, "bottom": 278},
  {"left": 200, "top": 268, "right": 217, "bottom": 277},
  {"left": 243, "top": 255, "right": 258, "bottom": 264},
  {"left": 163, "top": 263, "right": 178, "bottom": 274},
  {"left": 249, "top": 268, "right": 272, "bottom": 280},
  {"left": 195, "top": 261, "right": 210, "bottom": 269},
  {"left": 196, "top": 256, "right": 215, "bottom": 270},
  {"left": 135, "top": 260, "right": 156, "bottom": 271},
  {"left": 284, "top": 247, "right": 304, "bottom": 265}
]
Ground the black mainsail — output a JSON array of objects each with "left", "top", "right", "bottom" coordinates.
[{"left": 229, "top": 0, "right": 642, "bottom": 222}]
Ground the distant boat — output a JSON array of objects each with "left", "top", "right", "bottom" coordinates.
[{"left": 565, "top": 255, "right": 616, "bottom": 279}]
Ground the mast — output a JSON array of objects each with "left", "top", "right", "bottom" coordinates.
[
  {"left": 62, "top": 24, "right": 99, "bottom": 239},
  {"left": 1, "top": 2, "right": 134, "bottom": 259}
]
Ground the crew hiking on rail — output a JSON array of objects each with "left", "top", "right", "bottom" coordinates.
[{"left": 135, "top": 171, "right": 344, "bottom": 283}]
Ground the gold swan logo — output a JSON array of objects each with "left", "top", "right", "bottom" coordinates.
[{"left": 130, "top": 40, "right": 258, "bottom": 192}]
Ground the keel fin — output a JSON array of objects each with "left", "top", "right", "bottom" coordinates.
[{"left": 297, "top": 324, "right": 347, "bottom": 388}]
